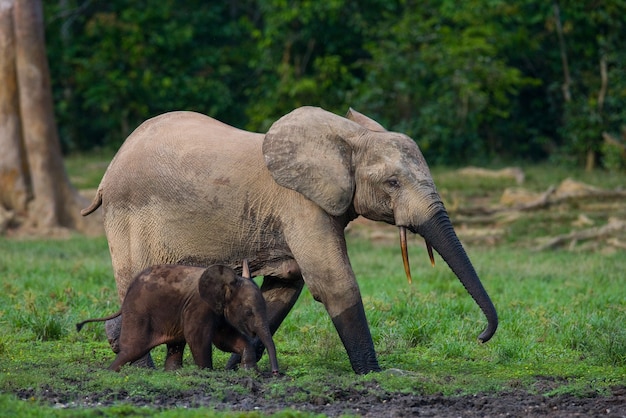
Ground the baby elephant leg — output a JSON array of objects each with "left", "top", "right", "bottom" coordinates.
[
  {"left": 214, "top": 331, "right": 257, "bottom": 370},
  {"left": 106, "top": 316, "right": 155, "bottom": 368},
  {"left": 165, "top": 342, "right": 186, "bottom": 371},
  {"left": 108, "top": 347, "right": 151, "bottom": 372},
  {"left": 185, "top": 329, "right": 214, "bottom": 369}
]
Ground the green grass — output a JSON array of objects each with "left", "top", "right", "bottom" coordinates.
[
  {"left": 65, "top": 149, "right": 114, "bottom": 190},
  {"left": 1, "top": 233, "right": 625, "bottom": 415},
  {"left": 1, "top": 157, "right": 626, "bottom": 416}
]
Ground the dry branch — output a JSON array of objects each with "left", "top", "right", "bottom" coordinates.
[
  {"left": 534, "top": 218, "right": 626, "bottom": 251},
  {"left": 456, "top": 178, "right": 626, "bottom": 220},
  {"left": 448, "top": 174, "right": 626, "bottom": 251},
  {"left": 455, "top": 167, "right": 525, "bottom": 185}
]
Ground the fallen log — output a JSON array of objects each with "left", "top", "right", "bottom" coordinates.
[
  {"left": 534, "top": 217, "right": 626, "bottom": 251},
  {"left": 455, "top": 178, "right": 626, "bottom": 218},
  {"left": 455, "top": 166, "right": 525, "bottom": 185}
]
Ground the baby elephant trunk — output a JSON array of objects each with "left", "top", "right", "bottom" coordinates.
[{"left": 258, "top": 327, "right": 279, "bottom": 375}]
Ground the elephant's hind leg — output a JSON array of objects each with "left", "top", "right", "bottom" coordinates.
[
  {"left": 165, "top": 341, "right": 186, "bottom": 371},
  {"left": 105, "top": 315, "right": 122, "bottom": 353},
  {"left": 261, "top": 274, "right": 305, "bottom": 334},
  {"left": 105, "top": 316, "right": 155, "bottom": 369},
  {"left": 108, "top": 346, "right": 152, "bottom": 372}
]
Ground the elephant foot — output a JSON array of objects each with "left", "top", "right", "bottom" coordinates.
[
  {"left": 165, "top": 342, "right": 185, "bottom": 371},
  {"left": 225, "top": 353, "right": 241, "bottom": 370},
  {"left": 105, "top": 316, "right": 122, "bottom": 353},
  {"left": 226, "top": 337, "right": 266, "bottom": 370},
  {"left": 331, "top": 303, "right": 381, "bottom": 374},
  {"left": 225, "top": 354, "right": 257, "bottom": 371},
  {"left": 131, "top": 353, "right": 156, "bottom": 369}
]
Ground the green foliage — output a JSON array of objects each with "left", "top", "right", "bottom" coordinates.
[
  {"left": 355, "top": 0, "right": 541, "bottom": 164},
  {"left": 45, "top": 1, "right": 256, "bottom": 151},
  {"left": 600, "top": 138, "right": 626, "bottom": 172},
  {"left": 550, "top": 0, "right": 626, "bottom": 167},
  {"left": 243, "top": 0, "right": 371, "bottom": 130},
  {"left": 43, "top": 0, "right": 626, "bottom": 166}
]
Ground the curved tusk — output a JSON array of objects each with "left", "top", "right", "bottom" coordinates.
[
  {"left": 426, "top": 241, "right": 435, "bottom": 267},
  {"left": 399, "top": 226, "right": 413, "bottom": 284}
]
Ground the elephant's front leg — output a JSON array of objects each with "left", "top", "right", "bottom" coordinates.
[
  {"left": 226, "top": 274, "right": 304, "bottom": 369},
  {"left": 302, "top": 271, "right": 380, "bottom": 374},
  {"left": 329, "top": 296, "right": 380, "bottom": 374},
  {"left": 287, "top": 221, "right": 381, "bottom": 374}
]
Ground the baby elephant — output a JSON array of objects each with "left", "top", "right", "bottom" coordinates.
[{"left": 76, "top": 262, "right": 279, "bottom": 374}]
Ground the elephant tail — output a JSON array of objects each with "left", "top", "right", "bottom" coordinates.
[
  {"left": 76, "top": 310, "right": 121, "bottom": 332},
  {"left": 81, "top": 187, "right": 102, "bottom": 216},
  {"left": 80, "top": 187, "right": 102, "bottom": 216}
]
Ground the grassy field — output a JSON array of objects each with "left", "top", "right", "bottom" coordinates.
[{"left": 0, "top": 156, "right": 625, "bottom": 416}]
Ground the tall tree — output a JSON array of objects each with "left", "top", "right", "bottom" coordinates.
[
  {"left": 0, "top": 0, "right": 100, "bottom": 235},
  {"left": 0, "top": 0, "right": 28, "bottom": 218}
]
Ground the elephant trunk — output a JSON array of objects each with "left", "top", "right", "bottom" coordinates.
[
  {"left": 417, "top": 210, "right": 498, "bottom": 343},
  {"left": 258, "top": 326, "right": 279, "bottom": 375}
]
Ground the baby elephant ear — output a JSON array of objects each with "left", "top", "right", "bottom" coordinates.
[
  {"left": 198, "top": 265, "right": 239, "bottom": 313},
  {"left": 263, "top": 106, "right": 358, "bottom": 217}
]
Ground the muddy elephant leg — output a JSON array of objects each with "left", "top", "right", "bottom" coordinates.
[
  {"left": 226, "top": 274, "right": 304, "bottom": 368},
  {"left": 105, "top": 316, "right": 155, "bottom": 368},
  {"left": 330, "top": 299, "right": 380, "bottom": 374},
  {"left": 165, "top": 342, "right": 186, "bottom": 371},
  {"left": 239, "top": 341, "right": 259, "bottom": 370}
]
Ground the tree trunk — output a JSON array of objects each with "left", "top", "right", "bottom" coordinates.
[
  {"left": 0, "top": 0, "right": 29, "bottom": 215},
  {"left": 553, "top": 2, "right": 571, "bottom": 103},
  {"left": 0, "top": 0, "right": 101, "bottom": 235}
]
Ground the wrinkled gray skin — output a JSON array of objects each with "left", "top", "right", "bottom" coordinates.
[
  {"left": 82, "top": 106, "right": 498, "bottom": 374},
  {"left": 76, "top": 264, "right": 279, "bottom": 373}
]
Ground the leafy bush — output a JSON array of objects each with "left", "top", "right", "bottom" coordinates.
[{"left": 43, "top": 1, "right": 626, "bottom": 166}]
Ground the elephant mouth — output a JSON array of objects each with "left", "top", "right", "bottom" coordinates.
[{"left": 399, "top": 226, "right": 434, "bottom": 284}]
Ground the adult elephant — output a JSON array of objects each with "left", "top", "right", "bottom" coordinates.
[{"left": 82, "top": 106, "right": 498, "bottom": 374}]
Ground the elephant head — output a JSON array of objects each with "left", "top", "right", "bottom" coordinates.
[
  {"left": 263, "top": 107, "right": 497, "bottom": 344},
  {"left": 197, "top": 262, "right": 280, "bottom": 372}
]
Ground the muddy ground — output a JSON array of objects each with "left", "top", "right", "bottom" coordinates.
[{"left": 17, "top": 377, "right": 626, "bottom": 417}]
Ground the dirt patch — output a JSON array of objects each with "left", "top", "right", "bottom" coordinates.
[{"left": 15, "top": 378, "right": 626, "bottom": 417}]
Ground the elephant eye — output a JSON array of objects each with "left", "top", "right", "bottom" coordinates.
[
  {"left": 385, "top": 177, "right": 400, "bottom": 188},
  {"left": 245, "top": 309, "right": 254, "bottom": 317}
]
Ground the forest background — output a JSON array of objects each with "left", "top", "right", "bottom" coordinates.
[{"left": 43, "top": 0, "right": 626, "bottom": 169}]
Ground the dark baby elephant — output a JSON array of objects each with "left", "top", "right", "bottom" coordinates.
[{"left": 76, "top": 263, "right": 279, "bottom": 374}]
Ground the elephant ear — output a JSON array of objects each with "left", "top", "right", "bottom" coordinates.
[
  {"left": 263, "top": 106, "right": 359, "bottom": 216},
  {"left": 198, "top": 265, "right": 239, "bottom": 314},
  {"left": 345, "top": 108, "right": 387, "bottom": 132}
]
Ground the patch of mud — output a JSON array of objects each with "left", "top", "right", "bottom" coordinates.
[{"left": 15, "top": 379, "right": 626, "bottom": 417}]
